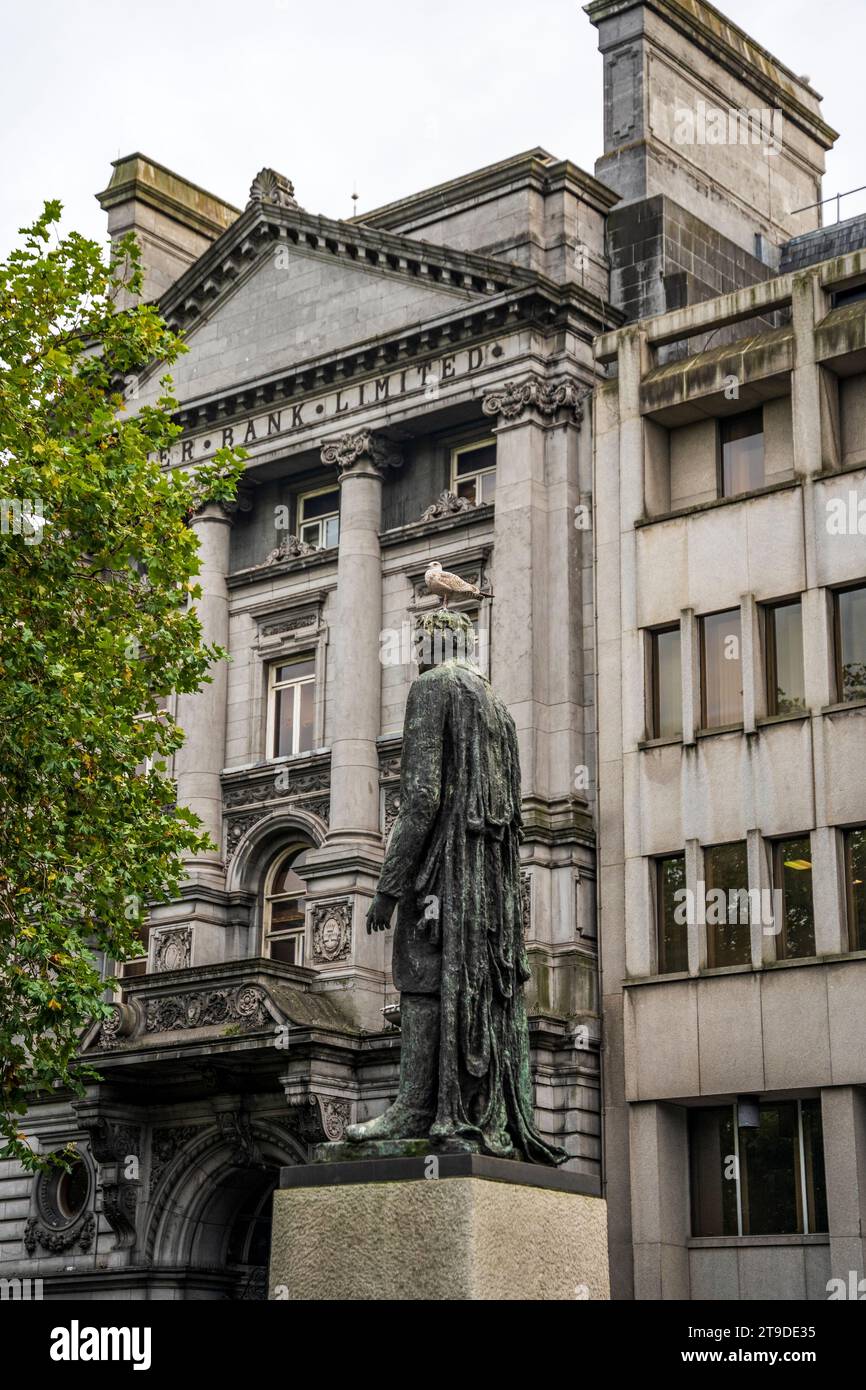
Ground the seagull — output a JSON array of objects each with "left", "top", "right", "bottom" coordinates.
[{"left": 424, "top": 561, "right": 493, "bottom": 607}]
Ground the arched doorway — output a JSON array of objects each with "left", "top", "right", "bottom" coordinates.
[{"left": 193, "top": 1165, "right": 278, "bottom": 1300}]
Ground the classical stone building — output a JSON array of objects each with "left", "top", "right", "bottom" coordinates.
[{"left": 1, "top": 0, "right": 863, "bottom": 1301}]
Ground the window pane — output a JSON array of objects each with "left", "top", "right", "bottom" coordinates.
[
  {"left": 801, "top": 1099, "right": 828, "bottom": 1234},
  {"left": 456, "top": 477, "right": 477, "bottom": 504},
  {"left": 275, "top": 658, "right": 315, "bottom": 684},
  {"left": 701, "top": 609, "right": 742, "bottom": 727},
  {"left": 455, "top": 443, "right": 495, "bottom": 476},
  {"left": 705, "top": 841, "right": 750, "bottom": 967},
  {"left": 479, "top": 470, "right": 496, "bottom": 504},
  {"left": 721, "top": 410, "right": 764, "bottom": 496},
  {"left": 323, "top": 516, "right": 340, "bottom": 547},
  {"left": 300, "top": 489, "right": 339, "bottom": 521},
  {"left": 739, "top": 1102, "right": 800, "bottom": 1236},
  {"left": 298, "top": 679, "right": 315, "bottom": 753},
  {"left": 300, "top": 521, "right": 321, "bottom": 547},
  {"left": 270, "top": 898, "right": 305, "bottom": 931},
  {"left": 768, "top": 601, "right": 805, "bottom": 715},
  {"left": 845, "top": 827, "right": 866, "bottom": 950},
  {"left": 269, "top": 934, "right": 301, "bottom": 965},
  {"left": 689, "top": 1107, "right": 738, "bottom": 1236},
  {"left": 273, "top": 685, "right": 295, "bottom": 757},
  {"left": 776, "top": 835, "right": 815, "bottom": 959},
  {"left": 657, "top": 854, "right": 687, "bottom": 973},
  {"left": 837, "top": 586, "right": 866, "bottom": 703},
  {"left": 652, "top": 627, "right": 682, "bottom": 737}
]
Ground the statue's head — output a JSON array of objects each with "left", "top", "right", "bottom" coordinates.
[{"left": 415, "top": 610, "right": 476, "bottom": 672}]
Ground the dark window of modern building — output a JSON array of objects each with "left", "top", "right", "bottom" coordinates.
[
  {"left": 834, "top": 584, "right": 866, "bottom": 704},
  {"left": 656, "top": 853, "right": 688, "bottom": 973},
  {"left": 704, "top": 840, "right": 750, "bottom": 967},
  {"left": 451, "top": 439, "right": 496, "bottom": 505},
  {"left": 719, "top": 409, "right": 764, "bottom": 497},
  {"left": 689, "top": 1099, "right": 828, "bottom": 1237},
  {"left": 701, "top": 609, "right": 743, "bottom": 728},
  {"left": 773, "top": 835, "right": 816, "bottom": 959},
  {"left": 650, "top": 625, "right": 682, "bottom": 738},
  {"left": 765, "top": 598, "right": 806, "bottom": 715},
  {"left": 269, "top": 655, "right": 315, "bottom": 758},
  {"left": 844, "top": 826, "right": 866, "bottom": 950},
  {"left": 831, "top": 283, "right": 866, "bottom": 308}
]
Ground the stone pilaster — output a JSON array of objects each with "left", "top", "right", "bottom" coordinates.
[
  {"left": 175, "top": 499, "right": 238, "bottom": 886},
  {"left": 319, "top": 428, "right": 401, "bottom": 848},
  {"left": 300, "top": 429, "right": 402, "bottom": 1030}
]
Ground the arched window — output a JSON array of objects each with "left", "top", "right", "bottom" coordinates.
[{"left": 263, "top": 846, "right": 309, "bottom": 965}]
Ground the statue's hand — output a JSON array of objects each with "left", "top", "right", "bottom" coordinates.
[{"left": 366, "top": 891, "right": 398, "bottom": 934}]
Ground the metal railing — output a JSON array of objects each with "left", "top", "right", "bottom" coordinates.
[{"left": 791, "top": 184, "right": 866, "bottom": 225}]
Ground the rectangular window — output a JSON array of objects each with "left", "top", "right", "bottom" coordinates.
[
  {"left": 704, "top": 840, "right": 750, "bottom": 968},
  {"left": 719, "top": 409, "right": 764, "bottom": 497},
  {"left": 765, "top": 599, "right": 806, "bottom": 716},
  {"left": 650, "top": 626, "right": 682, "bottom": 738},
  {"left": 269, "top": 656, "right": 315, "bottom": 759},
  {"left": 700, "top": 608, "right": 743, "bottom": 728},
  {"left": 451, "top": 439, "right": 496, "bottom": 505},
  {"left": 689, "top": 1099, "right": 828, "bottom": 1237},
  {"left": 120, "top": 924, "right": 151, "bottom": 979},
  {"left": 656, "top": 854, "right": 687, "bottom": 973},
  {"left": 298, "top": 486, "right": 340, "bottom": 549},
  {"left": 773, "top": 835, "right": 815, "bottom": 959},
  {"left": 834, "top": 584, "right": 866, "bottom": 704},
  {"left": 844, "top": 826, "right": 866, "bottom": 950}
]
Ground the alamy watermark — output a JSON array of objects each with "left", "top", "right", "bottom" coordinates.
[
  {"left": 667, "top": 99, "right": 783, "bottom": 157},
  {"left": 1, "top": 497, "right": 47, "bottom": 545}
]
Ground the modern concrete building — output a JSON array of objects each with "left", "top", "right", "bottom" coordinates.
[
  {"left": 594, "top": 246, "right": 866, "bottom": 1300},
  {"left": 1, "top": 0, "right": 862, "bottom": 1301}
]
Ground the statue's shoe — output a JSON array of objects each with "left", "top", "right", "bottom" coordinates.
[{"left": 346, "top": 1103, "right": 432, "bottom": 1143}]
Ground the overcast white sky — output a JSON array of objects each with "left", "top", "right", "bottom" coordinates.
[{"left": 2, "top": 0, "right": 864, "bottom": 257}]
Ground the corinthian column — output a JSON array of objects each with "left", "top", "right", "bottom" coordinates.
[
  {"left": 319, "top": 428, "right": 402, "bottom": 848},
  {"left": 174, "top": 498, "right": 240, "bottom": 885}
]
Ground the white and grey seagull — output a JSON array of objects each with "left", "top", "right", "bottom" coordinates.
[{"left": 424, "top": 560, "right": 493, "bottom": 607}]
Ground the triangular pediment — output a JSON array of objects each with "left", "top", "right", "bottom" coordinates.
[{"left": 145, "top": 187, "right": 533, "bottom": 402}]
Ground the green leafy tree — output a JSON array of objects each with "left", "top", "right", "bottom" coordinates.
[{"left": 0, "top": 203, "right": 244, "bottom": 1166}]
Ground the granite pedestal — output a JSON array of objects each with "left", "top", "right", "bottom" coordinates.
[{"left": 268, "top": 1149, "right": 609, "bottom": 1300}]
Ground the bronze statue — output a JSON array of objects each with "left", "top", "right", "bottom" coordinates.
[{"left": 346, "top": 610, "right": 566, "bottom": 1165}]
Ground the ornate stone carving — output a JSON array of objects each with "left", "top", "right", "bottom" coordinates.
[
  {"left": 482, "top": 377, "right": 585, "bottom": 426},
  {"left": 287, "top": 1094, "right": 351, "bottom": 1145},
  {"left": 152, "top": 927, "right": 192, "bottom": 974},
  {"left": 149, "top": 1125, "right": 203, "bottom": 1191},
  {"left": 24, "top": 1212, "right": 96, "bottom": 1257},
  {"left": 311, "top": 900, "right": 352, "bottom": 963},
  {"left": 521, "top": 871, "right": 532, "bottom": 936},
  {"left": 144, "top": 984, "right": 271, "bottom": 1035},
  {"left": 382, "top": 785, "right": 401, "bottom": 838},
  {"left": 248, "top": 168, "right": 298, "bottom": 209},
  {"left": 97, "top": 1001, "right": 137, "bottom": 1050},
  {"left": 80, "top": 1119, "right": 141, "bottom": 1247},
  {"left": 216, "top": 1111, "right": 262, "bottom": 1167},
  {"left": 260, "top": 612, "right": 318, "bottom": 637},
  {"left": 224, "top": 765, "right": 330, "bottom": 810},
  {"left": 419, "top": 490, "right": 479, "bottom": 522},
  {"left": 255, "top": 534, "right": 320, "bottom": 568},
  {"left": 320, "top": 429, "right": 402, "bottom": 478}
]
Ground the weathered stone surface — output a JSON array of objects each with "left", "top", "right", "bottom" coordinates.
[{"left": 269, "top": 1166, "right": 609, "bottom": 1300}]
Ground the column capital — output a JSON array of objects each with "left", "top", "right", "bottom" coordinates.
[
  {"left": 189, "top": 489, "right": 253, "bottom": 524},
  {"left": 482, "top": 375, "right": 586, "bottom": 428},
  {"left": 320, "top": 428, "right": 403, "bottom": 479}
]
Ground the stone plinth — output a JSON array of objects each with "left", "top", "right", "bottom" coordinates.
[{"left": 268, "top": 1153, "right": 609, "bottom": 1301}]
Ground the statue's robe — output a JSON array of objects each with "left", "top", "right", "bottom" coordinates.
[{"left": 378, "top": 659, "right": 566, "bottom": 1165}]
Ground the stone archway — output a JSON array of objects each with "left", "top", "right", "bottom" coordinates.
[{"left": 144, "top": 1121, "right": 303, "bottom": 1300}]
